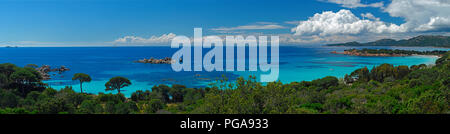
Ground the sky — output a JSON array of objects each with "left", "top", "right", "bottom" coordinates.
[{"left": 0, "top": 0, "right": 449, "bottom": 47}]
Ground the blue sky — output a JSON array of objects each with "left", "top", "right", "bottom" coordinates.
[{"left": 0, "top": 0, "right": 448, "bottom": 46}]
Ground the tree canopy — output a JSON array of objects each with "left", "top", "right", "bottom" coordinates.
[
  {"left": 72, "top": 73, "right": 92, "bottom": 93},
  {"left": 105, "top": 76, "right": 131, "bottom": 94}
]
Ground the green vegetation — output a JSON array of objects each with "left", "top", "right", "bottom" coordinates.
[
  {"left": 72, "top": 73, "right": 91, "bottom": 93},
  {"left": 0, "top": 52, "right": 449, "bottom": 114},
  {"left": 105, "top": 76, "right": 131, "bottom": 94},
  {"left": 345, "top": 48, "right": 447, "bottom": 56},
  {"left": 327, "top": 35, "right": 450, "bottom": 48}
]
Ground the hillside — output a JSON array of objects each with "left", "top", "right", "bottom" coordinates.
[
  {"left": 327, "top": 35, "right": 450, "bottom": 48},
  {"left": 331, "top": 49, "right": 448, "bottom": 57}
]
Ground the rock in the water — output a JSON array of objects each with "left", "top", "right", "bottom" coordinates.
[
  {"left": 135, "top": 57, "right": 182, "bottom": 64},
  {"left": 35, "top": 65, "right": 70, "bottom": 80}
]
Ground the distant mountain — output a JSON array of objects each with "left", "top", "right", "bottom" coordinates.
[{"left": 327, "top": 35, "right": 450, "bottom": 48}]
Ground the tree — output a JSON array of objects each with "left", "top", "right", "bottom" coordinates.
[
  {"left": 394, "top": 65, "right": 410, "bottom": 79},
  {"left": 9, "top": 67, "right": 42, "bottom": 97},
  {"left": 350, "top": 67, "right": 370, "bottom": 82},
  {"left": 25, "top": 64, "right": 38, "bottom": 68},
  {"left": 170, "top": 84, "right": 186, "bottom": 102},
  {"left": 105, "top": 76, "right": 131, "bottom": 94},
  {"left": 35, "top": 97, "right": 74, "bottom": 114},
  {"left": 0, "top": 63, "right": 17, "bottom": 77},
  {"left": 148, "top": 99, "right": 164, "bottom": 113},
  {"left": 78, "top": 100, "right": 103, "bottom": 114},
  {"left": 72, "top": 73, "right": 92, "bottom": 93},
  {"left": 370, "top": 64, "right": 395, "bottom": 82},
  {"left": 10, "top": 67, "right": 40, "bottom": 84},
  {"left": 0, "top": 73, "right": 8, "bottom": 88},
  {"left": 311, "top": 76, "right": 339, "bottom": 90},
  {"left": 151, "top": 85, "right": 171, "bottom": 103},
  {"left": 0, "top": 90, "right": 19, "bottom": 108}
]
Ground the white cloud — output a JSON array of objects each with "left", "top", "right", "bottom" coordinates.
[
  {"left": 0, "top": 41, "right": 112, "bottom": 47},
  {"left": 114, "top": 33, "right": 177, "bottom": 44},
  {"left": 255, "top": 22, "right": 279, "bottom": 25},
  {"left": 298, "top": 0, "right": 449, "bottom": 39},
  {"left": 211, "top": 24, "right": 286, "bottom": 31},
  {"left": 278, "top": 34, "right": 359, "bottom": 44},
  {"left": 384, "top": 0, "right": 450, "bottom": 32},
  {"left": 361, "top": 13, "right": 380, "bottom": 21},
  {"left": 321, "top": 0, "right": 384, "bottom": 8},
  {"left": 284, "top": 20, "right": 301, "bottom": 25},
  {"left": 292, "top": 9, "right": 406, "bottom": 36}
]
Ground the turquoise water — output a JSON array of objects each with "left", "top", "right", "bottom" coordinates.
[{"left": 0, "top": 46, "right": 446, "bottom": 97}]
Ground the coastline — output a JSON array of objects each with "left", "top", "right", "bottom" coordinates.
[
  {"left": 332, "top": 51, "right": 443, "bottom": 58},
  {"left": 326, "top": 45, "right": 450, "bottom": 49},
  {"left": 410, "top": 55, "right": 440, "bottom": 65},
  {"left": 331, "top": 48, "right": 447, "bottom": 57}
]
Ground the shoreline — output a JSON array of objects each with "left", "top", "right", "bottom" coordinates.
[
  {"left": 325, "top": 45, "right": 450, "bottom": 49},
  {"left": 332, "top": 51, "right": 443, "bottom": 58},
  {"left": 331, "top": 48, "right": 447, "bottom": 57}
]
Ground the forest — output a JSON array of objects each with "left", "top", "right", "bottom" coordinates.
[{"left": 0, "top": 52, "right": 448, "bottom": 114}]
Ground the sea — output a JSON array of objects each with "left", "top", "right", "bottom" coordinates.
[{"left": 1, "top": 46, "right": 448, "bottom": 97}]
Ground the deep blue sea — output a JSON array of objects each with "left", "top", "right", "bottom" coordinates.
[{"left": 1, "top": 46, "right": 448, "bottom": 97}]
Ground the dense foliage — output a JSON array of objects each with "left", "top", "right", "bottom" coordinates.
[
  {"left": 328, "top": 35, "right": 450, "bottom": 48},
  {"left": 1, "top": 52, "right": 449, "bottom": 114}
]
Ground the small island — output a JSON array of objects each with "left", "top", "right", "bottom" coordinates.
[
  {"left": 4, "top": 46, "right": 18, "bottom": 48},
  {"left": 135, "top": 57, "right": 182, "bottom": 64},
  {"left": 331, "top": 49, "right": 448, "bottom": 57}
]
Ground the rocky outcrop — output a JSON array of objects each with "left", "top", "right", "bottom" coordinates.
[
  {"left": 135, "top": 57, "right": 182, "bottom": 64},
  {"left": 55, "top": 65, "right": 70, "bottom": 73},
  {"left": 36, "top": 65, "right": 70, "bottom": 80}
]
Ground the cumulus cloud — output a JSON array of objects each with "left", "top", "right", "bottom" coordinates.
[
  {"left": 211, "top": 24, "right": 286, "bottom": 31},
  {"left": 384, "top": 0, "right": 450, "bottom": 32},
  {"left": 291, "top": 9, "right": 406, "bottom": 36},
  {"left": 321, "top": 0, "right": 384, "bottom": 8},
  {"left": 319, "top": 0, "right": 450, "bottom": 33},
  {"left": 114, "top": 33, "right": 177, "bottom": 44},
  {"left": 361, "top": 13, "right": 380, "bottom": 21}
]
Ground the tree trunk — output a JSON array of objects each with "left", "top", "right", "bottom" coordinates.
[
  {"left": 80, "top": 80, "right": 83, "bottom": 93},
  {"left": 118, "top": 87, "right": 121, "bottom": 94}
]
